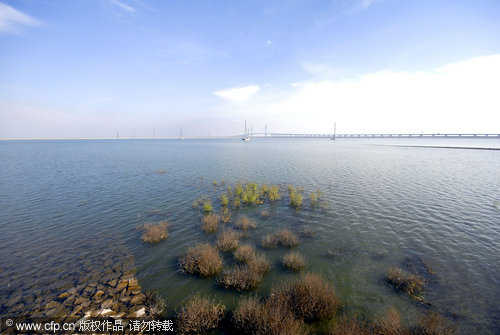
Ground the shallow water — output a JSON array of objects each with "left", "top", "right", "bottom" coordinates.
[{"left": 0, "top": 138, "right": 499, "bottom": 333}]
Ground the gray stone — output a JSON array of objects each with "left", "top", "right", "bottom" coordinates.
[
  {"left": 130, "top": 293, "right": 145, "bottom": 305},
  {"left": 100, "top": 299, "right": 114, "bottom": 309}
]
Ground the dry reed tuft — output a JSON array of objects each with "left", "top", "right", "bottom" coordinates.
[
  {"left": 137, "top": 221, "right": 170, "bottom": 243},
  {"left": 262, "top": 229, "right": 299, "bottom": 248},
  {"left": 144, "top": 290, "right": 167, "bottom": 317},
  {"left": 216, "top": 229, "right": 240, "bottom": 252},
  {"left": 329, "top": 318, "right": 371, "bottom": 335},
  {"left": 234, "top": 244, "right": 256, "bottom": 263},
  {"left": 375, "top": 307, "right": 402, "bottom": 335},
  {"left": 178, "top": 243, "right": 223, "bottom": 277},
  {"left": 201, "top": 214, "right": 219, "bottom": 233},
  {"left": 236, "top": 215, "right": 257, "bottom": 230},
  {"left": 218, "top": 251, "right": 270, "bottom": 291},
  {"left": 175, "top": 294, "right": 226, "bottom": 334},
  {"left": 232, "top": 296, "right": 305, "bottom": 335},
  {"left": 217, "top": 265, "right": 263, "bottom": 291},
  {"left": 271, "top": 273, "right": 340, "bottom": 322},
  {"left": 282, "top": 251, "right": 306, "bottom": 272},
  {"left": 413, "top": 312, "right": 456, "bottom": 335},
  {"left": 386, "top": 266, "right": 426, "bottom": 299}
]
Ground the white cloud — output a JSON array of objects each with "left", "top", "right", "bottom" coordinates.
[
  {"left": 359, "top": 0, "right": 376, "bottom": 10},
  {"left": 219, "top": 55, "right": 500, "bottom": 134},
  {"left": 109, "top": 0, "right": 135, "bottom": 12},
  {"left": 214, "top": 85, "right": 260, "bottom": 102},
  {"left": 0, "top": 2, "right": 42, "bottom": 33}
]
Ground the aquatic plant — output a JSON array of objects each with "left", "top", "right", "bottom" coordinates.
[
  {"left": 259, "top": 209, "right": 271, "bottom": 218},
  {"left": 310, "top": 189, "right": 322, "bottom": 208},
  {"left": 261, "top": 229, "right": 299, "bottom": 248},
  {"left": 232, "top": 296, "right": 305, "bottom": 335},
  {"left": 268, "top": 185, "right": 281, "bottom": 201},
  {"left": 271, "top": 273, "right": 340, "bottom": 322},
  {"left": 178, "top": 243, "right": 223, "bottom": 277},
  {"left": 201, "top": 214, "right": 219, "bottom": 233},
  {"left": 412, "top": 312, "right": 456, "bottom": 335},
  {"left": 213, "top": 180, "right": 218, "bottom": 186},
  {"left": 136, "top": 221, "right": 170, "bottom": 244},
  {"left": 374, "top": 307, "right": 402, "bottom": 335},
  {"left": 202, "top": 199, "right": 213, "bottom": 213},
  {"left": 175, "top": 294, "right": 226, "bottom": 334},
  {"left": 282, "top": 251, "right": 306, "bottom": 272},
  {"left": 217, "top": 265, "right": 264, "bottom": 291},
  {"left": 218, "top": 249, "right": 270, "bottom": 291},
  {"left": 234, "top": 244, "right": 256, "bottom": 263},
  {"left": 288, "top": 185, "right": 303, "bottom": 211},
  {"left": 329, "top": 318, "right": 371, "bottom": 335},
  {"left": 216, "top": 230, "right": 240, "bottom": 252},
  {"left": 236, "top": 215, "right": 257, "bottom": 231},
  {"left": 144, "top": 290, "right": 166, "bottom": 317},
  {"left": 220, "top": 207, "right": 232, "bottom": 223},
  {"left": 386, "top": 266, "right": 426, "bottom": 300},
  {"left": 220, "top": 193, "right": 229, "bottom": 207}
]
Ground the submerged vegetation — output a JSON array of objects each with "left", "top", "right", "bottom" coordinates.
[
  {"left": 386, "top": 266, "right": 427, "bottom": 301},
  {"left": 201, "top": 214, "right": 219, "bottom": 233},
  {"left": 282, "top": 251, "right": 306, "bottom": 272},
  {"left": 178, "top": 243, "right": 223, "bottom": 277},
  {"left": 134, "top": 179, "right": 457, "bottom": 334},
  {"left": 175, "top": 294, "right": 226, "bottom": 334},
  {"left": 136, "top": 220, "right": 170, "bottom": 243},
  {"left": 262, "top": 229, "right": 299, "bottom": 248}
]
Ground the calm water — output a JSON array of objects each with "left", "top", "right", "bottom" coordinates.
[{"left": 0, "top": 138, "right": 499, "bottom": 333}]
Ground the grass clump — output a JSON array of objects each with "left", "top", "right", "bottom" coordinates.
[
  {"left": 232, "top": 296, "right": 305, "bottom": 335},
  {"left": 220, "top": 193, "right": 229, "bottom": 207},
  {"left": 218, "top": 250, "right": 270, "bottom": 291},
  {"left": 268, "top": 185, "right": 281, "bottom": 201},
  {"left": 201, "top": 214, "right": 219, "bottom": 233},
  {"left": 288, "top": 185, "right": 303, "bottom": 211},
  {"left": 216, "top": 230, "right": 240, "bottom": 252},
  {"left": 217, "top": 265, "right": 264, "bottom": 291},
  {"left": 176, "top": 294, "right": 226, "bottom": 334},
  {"left": 386, "top": 266, "right": 426, "bottom": 300},
  {"left": 202, "top": 199, "right": 213, "bottom": 213},
  {"left": 271, "top": 273, "right": 340, "bottom": 322},
  {"left": 262, "top": 229, "right": 299, "bottom": 248},
  {"left": 310, "top": 189, "right": 321, "bottom": 208},
  {"left": 234, "top": 244, "right": 256, "bottom": 263},
  {"left": 220, "top": 207, "right": 232, "bottom": 223},
  {"left": 136, "top": 221, "right": 170, "bottom": 243},
  {"left": 282, "top": 251, "right": 306, "bottom": 272},
  {"left": 412, "top": 312, "right": 456, "bottom": 335},
  {"left": 144, "top": 290, "right": 167, "bottom": 317},
  {"left": 329, "top": 318, "right": 371, "bottom": 335},
  {"left": 374, "top": 307, "right": 403, "bottom": 335},
  {"left": 236, "top": 215, "right": 257, "bottom": 230},
  {"left": 179, "top": 243, "right": 223, "bottom": 277}
]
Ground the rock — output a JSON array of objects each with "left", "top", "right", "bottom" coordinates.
[
  {"left": 67, "top": 287, "right": 77, "bottom": 295},
  {"left": 101, "top": 299, "right": 114, "bottom": 309},
  {"left": 63, "top": 295, "right": 76, "bottom": 306},
  {"left": 93, "top": 290, "right": 104, "bottom": 299},
  {"left": 46, "top": 301, "right": 62, "bottom": 309},
  {"left": 129, "top": 306, "right": 146, "bottom": 317},
  {"left": 111, "top": 311, "right": 126, "bottom": 318},
  {"left": 128, "top": 286, "right": 141, "bottom": 294},
  {"left": 88, "top": 282, "right": 97, "bottom": 287},
  {"left": 97, "top": 284, "right": 106, "bottom": 291},
  {"left": 84, "top": 310, "right": 101, "bottom": 318},
  {"left": 116, "top": 280, "right": 128, "bottom": 291},
  {"left": 128, "top": 278, "right": 139, "bottom": 287},
  {"left": 99, "top": 308, "right": 114, "bottom": 316},
  {"left": 23, "top": 293, "right": 35, "bottom": 304},
  {"left": 107, "top": 279, "right": 117, "bottom": 287},
  {"left": 5, "top": 296, "right": 21, "bottom": 307},
  {"left": 58, "top": 292, "right": 70, "bottom": 299},
  {"left": 119, "top": 296, "right": 131, "bottom": 303},
  {"left": 130, "top": 294, "right": 145, "bottom": 305},
  {"left": 70, "top": 305, "right": 84, "bottom": 317}
]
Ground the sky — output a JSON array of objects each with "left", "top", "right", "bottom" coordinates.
[{"left": 0, "top": 0, "right": 499, "bottom": 138}]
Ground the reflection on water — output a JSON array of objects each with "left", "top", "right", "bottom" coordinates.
[{"left": 0, "top": 138, "right": 499, "bottom": 333}]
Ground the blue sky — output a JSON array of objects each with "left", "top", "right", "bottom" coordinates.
[{"left": 0, "top": 0, "right": 499, "bottom": 137}]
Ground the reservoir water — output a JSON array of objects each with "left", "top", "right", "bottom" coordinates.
[{"left": 0, "top": 138, "right": 499, "bottom": 333}]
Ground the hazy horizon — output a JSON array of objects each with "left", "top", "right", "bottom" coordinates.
[{"left": 1, "top": 0, "right": 499, "bottom": 138}]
